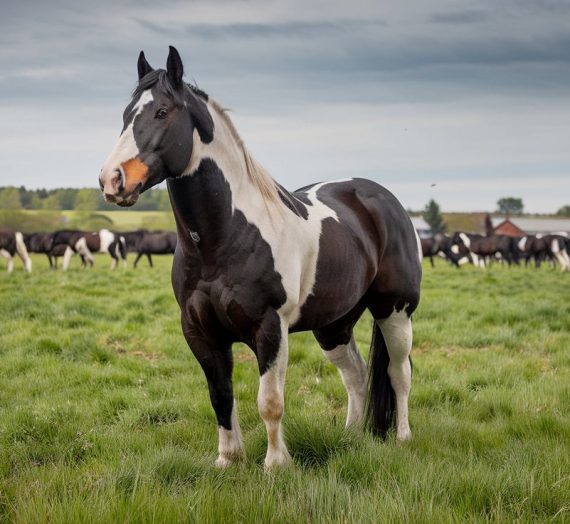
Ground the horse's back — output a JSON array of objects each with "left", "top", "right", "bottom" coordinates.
[{"left": 294, "top": 178, "right": 421, "bottom": 326}]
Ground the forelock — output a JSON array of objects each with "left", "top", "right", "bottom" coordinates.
[{"left": 133, "top": 69, "right": 209, "bottom": 107}]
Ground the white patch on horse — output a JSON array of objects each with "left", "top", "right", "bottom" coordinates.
[
  {"left": 215, "top": 402, "right": 244, "bottom": 467},
  {"left": 78, "top": 238, "right": 94, "bottom": 264},
  {"left": 14, "top": 232, "right": 32, "bottom": 272},
  {"left": 414, "top": 230, "right": 423, "bottom": 263},
  {"left": 99, "top": 229, "right": 115, "bottom": 253},
  {"left": 0, "top": 248, "right": 13, "bottom": 273},
  {"left": 376, "top": 308, "right": 413, "bottom": 441},
  {"left": 184, "top": 100, "right": 344, "bottom": 326},
  {"left": 101, "top": 90, "right": 154, "bottom": 178},
  {"left": 62, "top": 246, "right": 74, "bottom": 271},
  {"left": 323, "top": 337, "right": 367, "bottom": 427},
  {"left": 551, "top": 238, "right": 570, "bottom": 271},
  {"left": 458, "top": 232, "right": 471, "bottom": 249},
  {"left": 518, "top": 237, "right": 527, "bottom": 252},
  {"left": 451, "top": 245, "right": 459, "bottom": 254}
]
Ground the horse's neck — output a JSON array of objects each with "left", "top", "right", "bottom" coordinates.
[{"left": 170, "top": 102, "right": 286, "bottom": 254}]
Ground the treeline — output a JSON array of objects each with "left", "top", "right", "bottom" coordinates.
[{"left": 0, "top": 186, "right": 171, "bottom": 211}]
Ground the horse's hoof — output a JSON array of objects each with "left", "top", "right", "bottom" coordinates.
[
  {"left": 215, "top": 455, "right": 233, "bottom": 468},
  {"left": 396, "top": 428, "right": 412, "bottom": 442},
  {"left": 264, "top": 449, "right": 292, "bottom": 470}
]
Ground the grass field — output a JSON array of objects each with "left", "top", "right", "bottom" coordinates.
[{"left": 0, "top": 255, "right": 569, "bottom": 523}]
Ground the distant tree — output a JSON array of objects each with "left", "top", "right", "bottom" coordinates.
[
  {"left": 74, "top": 188, "right": 101, "bottom": 211},
  {"left": 58, "top": 188, "right": 79, "bottom": 210},
  {"left": 497, "top": 197, "right": 524, "bottom": 215},
  {"left": 422, "top": 199, "right": 446, "bottom": 234},
  {"left": 0, "top": 187, "right": 23, "bottom": 209},
  {"left": 42, "top": 194, "right": 62, "bottom": 210},
  {"left": 556, "top": 205, "right": 570, "bottom": 217}
]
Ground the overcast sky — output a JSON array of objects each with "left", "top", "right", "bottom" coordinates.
[{"left": 1, "top": 0, "right": 569, "bottom": 212}]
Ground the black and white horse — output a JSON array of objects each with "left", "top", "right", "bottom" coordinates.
[
  {"left": 99, "top": 47, "right": 422, "bottom": 468},
  {"left": 51, "top": 229, "right": 127, "bottom": 270},
  {"left": 421, "top": 234, "right": 461, "bottom": 268},
  {"left": 24, "top": 232, "right": 56, "bottom": 268},
  {"left": 133, "top": 231, "right": 177, "bottom": 268},
  {"left": 451, "top": 232, "right": 518, "bottom": 268},
  {"left": 0, "top": 230, "right": 32, "bottom": 273}
]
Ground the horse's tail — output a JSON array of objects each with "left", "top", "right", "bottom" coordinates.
[
  {"left": 365, "top": 321, "right": 395, "bottom": 438},
  {"left": 14, "top": 232, "right": 32, "bottom": 272}
]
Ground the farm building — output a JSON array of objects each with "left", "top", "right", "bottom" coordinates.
[
  {"left": 409, "top": 216, "right": 432, "bottom": 238},
  {"left": 491, "top": 217, "right": 570, "bottom": 237}
]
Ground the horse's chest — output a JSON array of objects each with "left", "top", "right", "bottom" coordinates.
[{"left": 177, "top": 222, "right": 287, "bottom": 342}]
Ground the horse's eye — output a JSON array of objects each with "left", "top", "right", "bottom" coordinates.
[{"left": 155, "top": 108, "right": 168, "bottom": 119}]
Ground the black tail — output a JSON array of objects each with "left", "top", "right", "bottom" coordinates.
[{"left": 365, "top": 322, "right": 396, "bottom": 438}]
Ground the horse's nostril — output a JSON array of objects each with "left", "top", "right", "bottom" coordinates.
[{"left": 115, "top": 169, "right": 125, "bottom": 193}]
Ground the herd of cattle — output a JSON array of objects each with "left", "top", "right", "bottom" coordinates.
[
  {"left": 0, "top": 228, "right": 176, "bottom": 272},
  {"left": 422, "top": 232, "right": 570, "bottom": 271},
  {"left": 1, "top": 228, "right": 569, "bottom": 273}
]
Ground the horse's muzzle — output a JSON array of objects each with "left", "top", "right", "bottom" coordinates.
[{"left": 99, "top": 168, "right": 140, "bottom": 207}]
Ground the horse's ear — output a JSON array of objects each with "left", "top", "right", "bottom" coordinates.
[
  {"left": 137, "top": 51, "right": 154, "bottom": 80},
  {"left": 166, "top": 45, "right": 184, "bottom": 88}
]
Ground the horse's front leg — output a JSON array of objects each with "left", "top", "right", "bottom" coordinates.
[
  {"left": 182, "top": 322, "right": 244, "bottom": 467},
  {"left": 255, "top": 313, "right": 291, "bottom": 468}
]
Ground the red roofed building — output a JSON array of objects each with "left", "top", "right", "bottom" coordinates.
[{"left": 493, "top": 218, "right": 526, "bottom": 237}]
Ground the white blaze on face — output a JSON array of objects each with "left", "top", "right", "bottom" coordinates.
[{"left": 100, "top": 90, "right": 154, "bottom": 182}]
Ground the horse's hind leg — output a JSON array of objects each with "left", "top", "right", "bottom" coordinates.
[
  {"left": 376, "top": 310, "right": 413, "bottom": 441},
  {"left": 317, "top": 333, "right": 367, "bottom": 427}
]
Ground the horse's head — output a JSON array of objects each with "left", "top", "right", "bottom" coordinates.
[{"left": 99, "top": 46, "right": 214, "bottom": 207}]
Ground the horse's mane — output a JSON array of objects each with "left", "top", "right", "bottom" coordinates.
[
  {"left": 207, "top": 98, "right": 281, "bottom": 207},
  {"left": 134, "top": 70, "right": 282, "bottom": 209}
]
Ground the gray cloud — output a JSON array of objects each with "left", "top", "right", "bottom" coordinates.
[
  {"left": 0, "top": 0, "right": 569, "bottom": 212},
  {"left": 429, "top": 10, "right": 488, "bottom": 24}
]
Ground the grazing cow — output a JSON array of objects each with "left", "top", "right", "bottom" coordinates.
[
  {"left": 0, "top": 230, "right": 32, "bottom": 273},
  {"left": 99, "top": 47, "right": 422, "bottom": 468},
  {"left": 133, "top": 231, "right": 177, "bottom": 268},
  {"left": 51, "top": 229, "right": 127, "bottom": 270},
  {"left": 24, "top": 233, "right": 56, "bottom": 268}
]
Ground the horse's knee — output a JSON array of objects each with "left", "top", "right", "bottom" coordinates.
[{"left": 258, "top": 390, "right": 283, "bottom": 422}]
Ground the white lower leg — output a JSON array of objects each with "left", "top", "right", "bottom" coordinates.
[
  {"left": 215, "top": 402, "right": 244, "bottom": 467},
  {"left": 323, "top": 337, "right": 367, "bottom": 427},
  {"left": 62, "top": 246, "right": 74, "bottom": 271},
  {"left": 377, "top": 312, "right": 413, "bottom": 441},
  {"left": 258, "top": 334, "right": 290, "bottom": 468},
  {"left": 1, "top": 249, "right": 13, "bottom": 273}
]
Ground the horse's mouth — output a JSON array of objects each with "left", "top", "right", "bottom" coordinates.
[{"left": 104, "top": 184, "right": 142, "bottom": 207}]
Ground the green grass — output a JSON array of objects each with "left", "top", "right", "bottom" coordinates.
[{"left": 0, "top": 256, "right": 569, "bottom": 523}]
